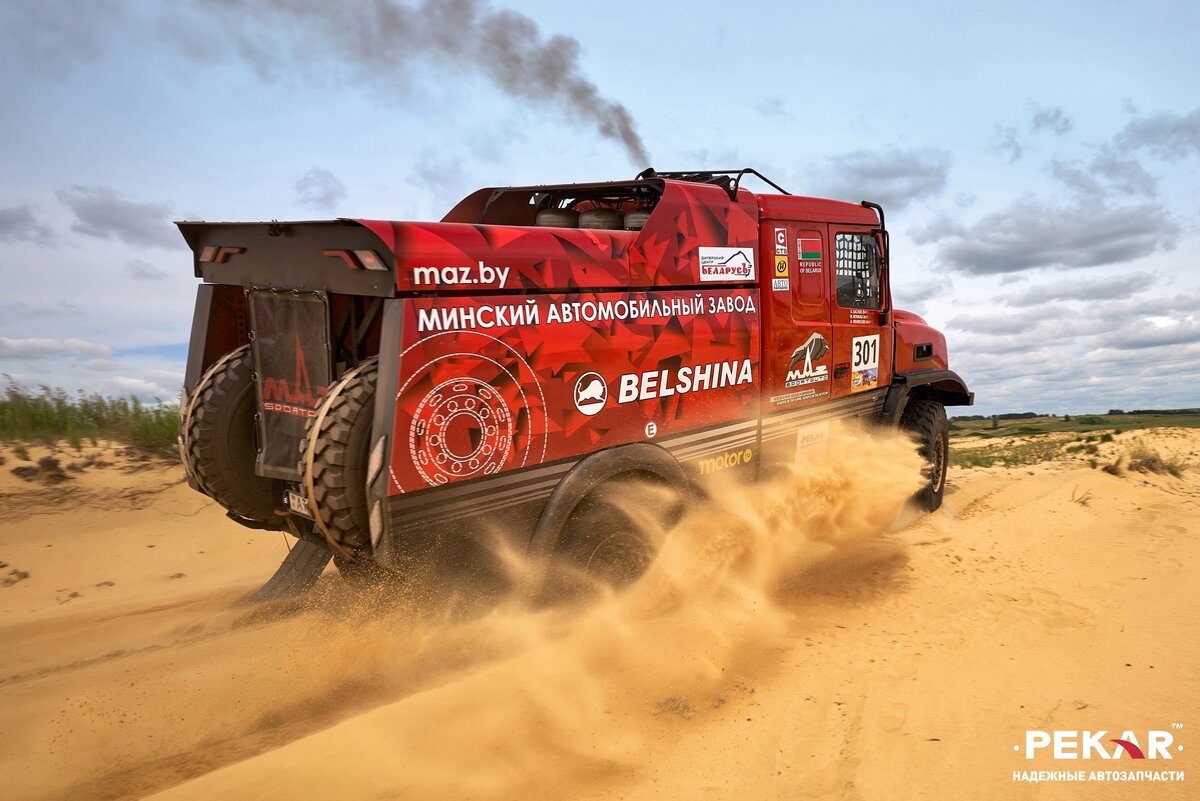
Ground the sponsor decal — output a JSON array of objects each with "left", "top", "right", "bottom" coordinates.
[
  {"left": 572, "top": 371, "right": 607, "bottom": 416},
  {"left": 798, "top": 236, "right": 822, "bottom": 261},
  {"left": 1011, "top": 725, "right": 1185, "bottom": 784},
  {"left": 416, "top": 292, "right": 757, "bottom": 333},
  {"left": 412, "top": 262, "right": 511, "bottom": 287},
  {"left": 698, "top": 247, "right": 755, "bottom": 282},
  {"left": 773, "top": 253, "right": 790, "bottom": 294},
  {"left": 784, "top": 332, "right": 830, "bottom": 389},
  {"left": 770, "top": 388, "right": 828, "bottom": 405},
  {"left": 774, "top": 227, "right": 788, "bottom": 255},
  {"left": 618, "top": 359, "right": 753, "bottom": 403},
  {"left": 699, "top": 448, "right": 753, "bottom": 475},
  {"left": 794, "top": 421, "right": 830, "bottom": 462},
  {"left": 850, "top": 334, "right": 879, "bottom": 393}
]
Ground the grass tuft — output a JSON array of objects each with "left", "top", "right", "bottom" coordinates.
[{"left": 1126, "top": 439, "right": 1185, "bottom": 478}]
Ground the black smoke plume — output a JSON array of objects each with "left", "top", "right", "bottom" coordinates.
[{"left": 200, "top": 0, "right": 650, "bottom": 165}]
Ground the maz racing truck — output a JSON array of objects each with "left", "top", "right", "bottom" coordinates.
[{"left": 177, "top": 169, "right": 973, "bottom": 593}]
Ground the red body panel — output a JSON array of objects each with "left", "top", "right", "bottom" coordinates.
[
  {"left": 357, "top": 179, "right": 762, "bottom": 294},
  {"left": 893, "top": 309, "right": 949, "bottom": 373},
  {"left": 388, "top": 288, "right": 760, "bottom": 494}
]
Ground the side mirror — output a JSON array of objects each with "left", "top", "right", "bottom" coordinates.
[{"left": 878, "top": 309, "right": 890, "bottom": 326}]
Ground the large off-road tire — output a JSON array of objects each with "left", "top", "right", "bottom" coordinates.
[
  {"left": 300, "top": 358, "right": 378, "bottom": 552},
  {"left": 901, "top": 398, "right": 949, "bottom": 512},
  {"left": 545, "top": 475, "right": 683, "bottom": 600},
  {"left": 184, "top": 345, "right": 280, "bottom": 524}
]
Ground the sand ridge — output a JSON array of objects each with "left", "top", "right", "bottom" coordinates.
[{"left": 1, "top": 428, "right": 1196, "bottom": 800}]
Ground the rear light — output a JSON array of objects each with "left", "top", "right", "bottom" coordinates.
[
  {"left": 354, "top": 249, "right": 387, "bottom": 271},
  {"left": 369, "top": 500, "right": 383, "bottom": 548},
  {"left": 320, "top": 249, "right": 388, "bottom": 271},
  {"left": 198, "top": 246, "right": 245, "bottom": 263},
  {"left": 367, "top": 435, "right": 387, "bottom": 486}
]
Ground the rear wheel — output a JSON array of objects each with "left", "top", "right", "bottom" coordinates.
[
  {"left": 184, "top": 345, "right": 281, "bottom": 525},
  {"left": 546, "top": 476, "right": 683, "bottom": 600},
  {"left": 300, "top": 358, "right": 378, "bottom": 551},
  {"left": 901, "top": 398, "right": 949, "bottom": 511}
]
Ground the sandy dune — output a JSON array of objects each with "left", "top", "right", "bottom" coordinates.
[{"left": 1, "top": 428, "right": 1196, "bottom": 800}]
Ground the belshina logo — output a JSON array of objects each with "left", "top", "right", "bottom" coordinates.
[
  {"left": 572, "top": 372, "right": 607, "bottom": 416},
  {"left": 698, "top": 247, "right": 755, "bottom": 281},
  {"left": 1012, "top": 724, "right": 1185, "bottom": 784},
  {"left": 784, "top": 332, "right": 829, "bottom": 388}
]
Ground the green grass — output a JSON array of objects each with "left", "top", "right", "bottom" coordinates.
[
  {"left": 951, "top": 412, "right": 1200, "bottom": 439},
  {"left": 0, "top": 382, "right": 179, "bottom": 454}
]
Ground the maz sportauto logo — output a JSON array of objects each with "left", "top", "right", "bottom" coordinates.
[
  {"left": 784, "top": 332, "right": 829, "bottom": 388},
  {"left": 1019, "top": 728, "right": 1179, "bottom": 760},
  {"left": 261, "top": 333, "right": 328, "bottom": 417}
]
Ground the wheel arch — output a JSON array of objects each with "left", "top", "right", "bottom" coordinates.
[{"left": 881, "top": 369, "right": 974, "bottom": 425}]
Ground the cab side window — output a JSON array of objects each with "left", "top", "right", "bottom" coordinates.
[{"left": 834, "top": 233, "right": 881, "bottom": 310}]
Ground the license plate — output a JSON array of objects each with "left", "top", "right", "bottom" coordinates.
[{"left": 286, "top": 490, "right": 313, "bottom": 518}]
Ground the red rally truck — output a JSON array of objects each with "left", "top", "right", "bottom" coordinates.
[{"left": 178, "top": 169, "right": 972, "bottom": 588}]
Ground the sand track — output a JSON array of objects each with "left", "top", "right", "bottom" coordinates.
[{"left": 2, "top": 429, "right": 1197, "bottom": 800}]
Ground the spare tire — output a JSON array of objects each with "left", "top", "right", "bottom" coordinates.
[
  {"left": 300, "top": 358, "right": 378, "bottom": 551},
  {"left": 184, "top": 345, "right": 281, "bottom": 524}
]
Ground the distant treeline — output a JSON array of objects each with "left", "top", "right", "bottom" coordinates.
[
  {"left": 1105, "top": 408, "right": 1200, "bottom": 415},
  {"left": 951, "top": 412, "right": 1042, "bottom": 421},
  {"left": 953, "top": 409, "right": 1199, "bottom": 422}
]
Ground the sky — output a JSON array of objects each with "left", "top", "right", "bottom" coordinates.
[{"left": 1, "top": 0, "right": 1197, "bottom": 416}]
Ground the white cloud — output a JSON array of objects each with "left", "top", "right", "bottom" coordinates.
[
  {"left": 0, "top": 336, "right": 110, "bottom": 359},
  {"left": 295, "top": 167, "right": 347, "bottom": 211},
  {"left": 56, "top": 185, "right": 180, "bottom": 248}
]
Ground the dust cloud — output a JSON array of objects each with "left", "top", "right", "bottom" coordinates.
[
  {"left": 2, "top": 423, "right": 920, "bottom": 800},
  {"left": 141, "top": 421, "right": 923, "bottom": 800}
]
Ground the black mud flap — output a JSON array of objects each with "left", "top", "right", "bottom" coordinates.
[
  {"left": 247, "top": 538, "right": 333, "bottom": 603},
  {"left": 247, "top": 289, "right": 332, "bottom": 481}
]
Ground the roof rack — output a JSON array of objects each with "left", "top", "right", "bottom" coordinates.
[{"left": 636, "top": 168, "right": 790, "bottom": 200}]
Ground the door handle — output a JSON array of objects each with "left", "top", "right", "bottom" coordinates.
[{"left": 834, "top": 364, "right": 850, "bottom": 379}]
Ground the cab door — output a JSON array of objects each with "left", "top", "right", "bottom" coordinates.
[
  {"left": 761, "top": 222, "right": 834, "bottom": 411},
  {"left": 828, "top": 227, "right": 891, "bottom": 401}
]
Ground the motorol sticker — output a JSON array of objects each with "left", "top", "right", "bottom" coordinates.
[
  {"left": 698, "top": 247, "right": 755, "bottom": 282},
  {"left": 850, "top": 334, "right": 879, "bottom": 393},
  {"left": 774, "top": 227, "right": 788, "bottom": 255}
]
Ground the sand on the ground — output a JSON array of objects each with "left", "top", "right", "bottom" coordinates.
[{"left": 0, "top": 427, "right": 1196, "bottom": 801}]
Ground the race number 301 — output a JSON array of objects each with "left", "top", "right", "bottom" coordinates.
[{"left": 851, "top": 335, "right": 879, "bottom": 370}]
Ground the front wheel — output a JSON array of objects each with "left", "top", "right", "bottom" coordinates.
[{"left": 901, "top": 398, "right": 948, "bottom": 511}]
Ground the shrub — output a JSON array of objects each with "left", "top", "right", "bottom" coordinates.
[{"left": 0, "top": 381, "right": 179, "bottom": 455}]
